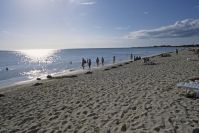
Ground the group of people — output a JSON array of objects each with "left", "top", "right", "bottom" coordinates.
[
  {"left": 96, "top": 57, "right": 105, "bottom": 67},
  {"left": 81, "top": 57, "right": 105, "bottom": 69},
  {"left": 134, "top": 56, "right": 141, "bottom": 61},
  {"left": 130, "top": 54, "right": 141, "bottom": 61},
  {"left": 81, "top": 58, "right": 92, "bottom": 69},
  {"left": 81, "top": 54, "right": 137, "bottom": 69}
]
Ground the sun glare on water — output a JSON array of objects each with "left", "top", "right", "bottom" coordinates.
[{"left": 19, "top": 49, "right": 57, "bottom": 63}]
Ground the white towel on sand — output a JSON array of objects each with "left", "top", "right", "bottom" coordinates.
[
  {"left": 177, "top": 82, "right": 199, "bottom": 90},
  {"left": 177, "top": 81, "right": 199, "bottom": 97}
]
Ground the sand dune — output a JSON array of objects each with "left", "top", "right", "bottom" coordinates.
[{"left": 0, "top": 49, "right": 199, "bottom": 133}]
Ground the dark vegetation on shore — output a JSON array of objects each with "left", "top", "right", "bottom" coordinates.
[
  {"left": 153, "top": 44, "right": 199, "bottom": 47},
  {"left": 131, "top": 44, "right": 199, "bottom": 48}
]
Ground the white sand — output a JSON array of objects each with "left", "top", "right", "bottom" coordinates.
[{"left": 0, "top": 49, "right": 199, "bottom": 133}]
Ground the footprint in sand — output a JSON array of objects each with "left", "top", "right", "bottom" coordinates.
[
  {"left": 49, "top": 115, "right": 59, "bottom": 121},
  {"left": 82, "top": 110, "right": 88, "bottom": 115}
]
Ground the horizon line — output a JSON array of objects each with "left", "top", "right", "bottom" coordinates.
[{"left": 0, "top": 44, "right": 198, "bottom": 51}]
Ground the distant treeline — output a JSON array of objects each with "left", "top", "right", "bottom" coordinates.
[{"left": 153, "top": 44, "right": 199, "bottom": 47}]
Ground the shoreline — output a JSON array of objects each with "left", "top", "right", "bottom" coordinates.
[
  {"left": 0, "top": 49, "right": 178, "bottom": 91},
  {"left": 0, "top": 48, "right": 179, "bottom": 89},
  {"left": 1, "top": 49, "right": 199, "bottom": 132},
  {"left": 0, "top": 59, "right": 134, "bottom": 93}
]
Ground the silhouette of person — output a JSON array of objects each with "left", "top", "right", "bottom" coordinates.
[
  {"left": 113, "top": 56, "right": 115, "bottom": 64},
  {"left": 6, "top": 67, "right": 8, "bottom": 71},
  {"left": 88, "top": 59, "right": 91, "bottom": 69},
  {"left": 101, "top": 57, "right": 104, "bottom": 66},
  {"left": 176, "top": 49, "right": 178, "bottom": 55},
  {"left": 130, "top": 54, "right": 133, "bottom": 60},
  {"left": 96, "top": 57, "right": 99, "bottom": 67},
  {"left": 82, "top": 58, "right": 86, "bottom": 69}
]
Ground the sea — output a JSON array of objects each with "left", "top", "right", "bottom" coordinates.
[{"left": 0, "top": 47, "right": 179, "bottom": 88}]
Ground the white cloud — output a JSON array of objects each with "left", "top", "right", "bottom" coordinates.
[
  {"left": 50, "top": 0, "right": 96, "bottom": 5},
  {"left": 126, "top": 18, "right": 199, "bottom": 39},
  {"left": 70, "top": 0, "right": 96, "bottom": 5},
  {"left": 80, "top": 1, "right": 95, "bottom": 5},
  {"left": 115, "top": 26, "right": 130, "bottom": 30},
  {"left": 144, "top": 11, "right": 149, "bottom": 15},
  {"left": 48, "top": 0, "right": 65, "bottom": 3}
]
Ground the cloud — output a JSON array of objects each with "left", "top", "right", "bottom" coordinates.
[
  {"left": 80, "top": 1, "right": 96, "bottom": 5},
  {"left": 144, "top": 11, "right": 149, "bottom": 15},
  {"left": 70, "top": 0, "right": 96, "bottom": 5},
  {"left": 115, "top": 26, "right": 130, "bottom": 30},
  {"left": 126, "top": 18, "right": 199, "bottom": 39},
  {"left": 49, "top": 0, "right": 64, "bottom": 3}
]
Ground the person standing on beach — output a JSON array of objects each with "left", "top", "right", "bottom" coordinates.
[
  {"left": 82, "top": 58, "right": 86, "bottom": 69},
  {"left": 130, "top": 54, "right": 133, "bottom": 60},
  {"left": 113, "top": 56, "right": 115, "bottom": 64},
  {"left": 88, "top": 59, "right": 91, "bottom": 69},
  {"left": 96, "top": 57, "right": 99, "bottom": 67},
  {"left": 101, "top": 57, "right": 104, "bottom": 66},
  {"left": 176, "top": 49, "right": 178, "bottom": 55}
]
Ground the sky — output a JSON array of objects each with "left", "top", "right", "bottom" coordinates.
[{"left": 0, "top": 0, "right": 199, "bottom": 50}]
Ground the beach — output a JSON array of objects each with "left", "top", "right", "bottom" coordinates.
[
  {"left": 0, "top": 47, "right": 178, "bottom": 88},
  {"left": 0, "top": 49, "right": 199, "bottom": 133}
]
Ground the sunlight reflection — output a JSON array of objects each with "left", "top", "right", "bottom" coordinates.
[{"left": 19, "top": 49, "right": 57, "bottom": 63}]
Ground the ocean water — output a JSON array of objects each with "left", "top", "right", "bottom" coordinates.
[{"left": 0, "top": 47, "right": 178, "bottom": 87}]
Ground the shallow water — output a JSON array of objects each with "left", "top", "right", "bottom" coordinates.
[{"left": 0, "top": 47, "right": 178, "bottom": 87}]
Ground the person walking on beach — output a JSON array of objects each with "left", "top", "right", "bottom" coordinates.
[
  {"left": 96, "top": 57, "right": 99, "bottom": 67},
  {"left": 82, "top": 58, "right": 86, "bottom": 69},
  {"left": 101, "top": 57, "right": 104, "bottom": 66},
  {"left": 113, "top": 56, "right": 115, "bottom": 64},
  {"left": 88, "top": 59, "right": 91, "bottom": 69}
]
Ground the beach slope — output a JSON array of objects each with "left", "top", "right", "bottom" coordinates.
[{"left": 0, "top": 50, "right": 199, "bottom": 133}]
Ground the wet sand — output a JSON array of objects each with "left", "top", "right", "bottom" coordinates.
[{"left": 0, "top": 49, "right": 199, "bottom": 133}]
